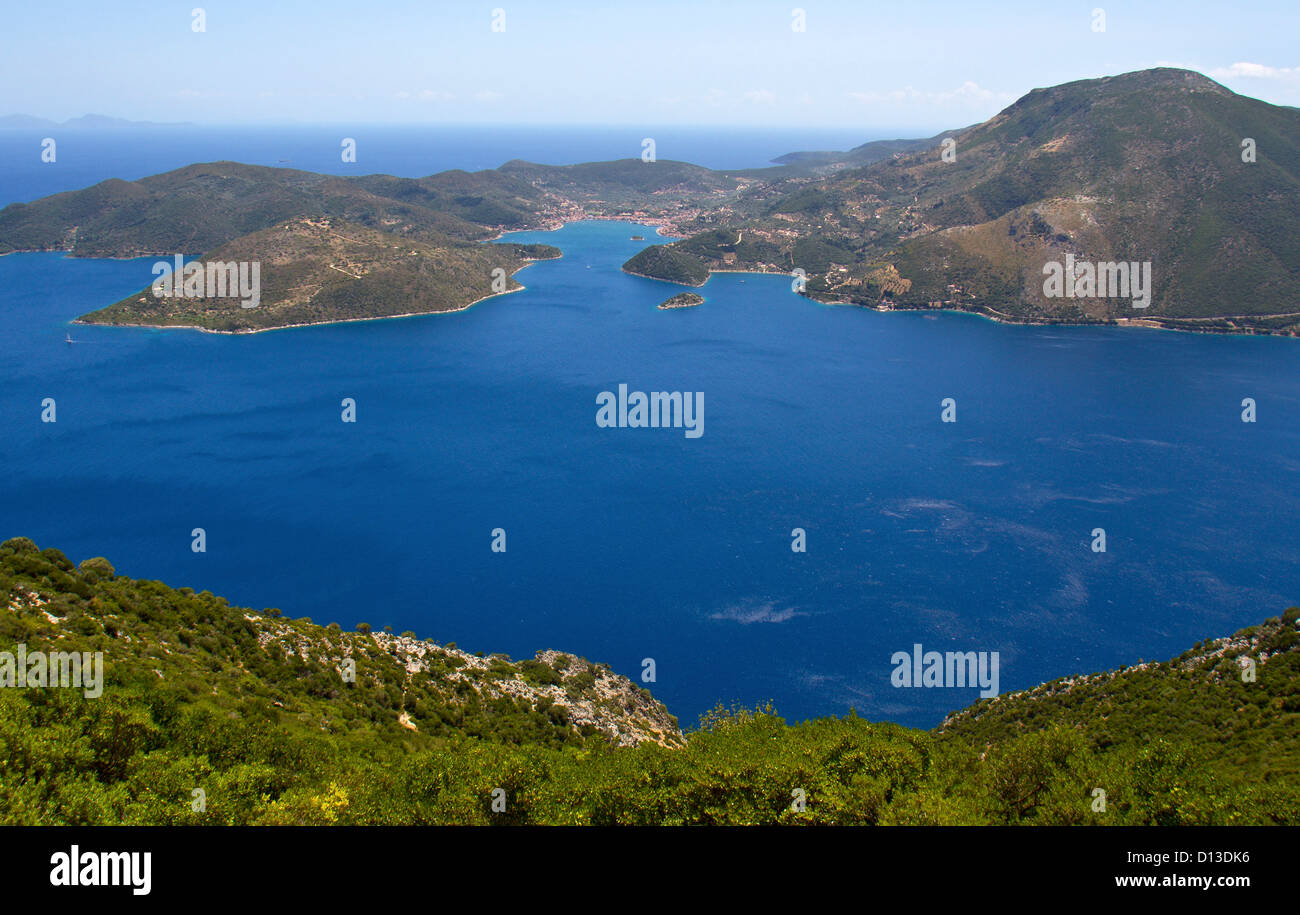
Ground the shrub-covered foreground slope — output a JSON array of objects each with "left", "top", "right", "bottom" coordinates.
[{"left": 1, "top": 537, "right": 1296, "bottom": 825}]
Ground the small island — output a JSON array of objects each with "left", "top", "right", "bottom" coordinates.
[{"left": 658, "top": 292, "right": 704, "bottom": 310}]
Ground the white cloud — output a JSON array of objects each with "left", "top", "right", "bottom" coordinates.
[
  {"left": 743, "top": 89, "right": 777, "bottom": 104},
  {"left": 1207, "top": 61, "right": 1300, "bottom": 81}
]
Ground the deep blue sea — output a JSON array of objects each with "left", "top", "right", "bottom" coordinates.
[{"left": 2, "top": 129, "right": 1298, "bottom": 728}]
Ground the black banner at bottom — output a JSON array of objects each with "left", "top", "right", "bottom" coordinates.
[{"left": 0, "top": 826, "right": 1283, "bottom": 902}]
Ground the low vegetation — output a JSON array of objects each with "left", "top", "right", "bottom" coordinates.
[{"left": 2, "top": 536, "right": 1296, "bottom": 825}]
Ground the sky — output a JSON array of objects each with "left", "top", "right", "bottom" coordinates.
[{"left": 3, "top": 1, "right": 1299, "bottom": 131}]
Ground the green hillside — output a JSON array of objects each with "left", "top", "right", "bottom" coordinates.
[
  {"left": 623, "top": 243, "right": 711, "bottom": 286},
  {"left": 2, "top": 536, "right": 1296, "bottom": 825}
]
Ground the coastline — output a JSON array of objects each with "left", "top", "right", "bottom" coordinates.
[
  {"left": 72, "top": 265, "right": 539, "bottom": 336},
  {"left": 1, "top": 248, "right": 184, "bottom": 262},
  {"left": 622, "top": 268, "right": 707, "bottom": 287},
  {"left": 488, "top": 215, "right": 685, "bottom": 242},
  {"left": 25, "top": 220, "right": 1299, "bottom": 338},
  {"left": 803, "top": 290, "right": 1299, "bottom": 338},
  {"left": 626, "top": 261, "right": 1298, "bottom": 338},
  {"left": 657, "top": 292, "right": 705, "bottom": 310},
  {"left": 622, "top": 261, "right": 1296, "bottom": 336}
]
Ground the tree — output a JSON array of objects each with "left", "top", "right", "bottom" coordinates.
[{"left": 77, "top": 557, "right": 115, "bottom": 583}]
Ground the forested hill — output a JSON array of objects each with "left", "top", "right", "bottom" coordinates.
[{"left": 2, "top": 536, "right": 1297, "bottom": 825}]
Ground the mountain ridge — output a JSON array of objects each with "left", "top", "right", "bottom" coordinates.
[{"left": 0, "top": 114, "right": 193, "bottom": 129}]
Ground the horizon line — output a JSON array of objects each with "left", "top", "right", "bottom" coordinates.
[{"left": 0, "top": 119, "right": 946, "bottom": 133}]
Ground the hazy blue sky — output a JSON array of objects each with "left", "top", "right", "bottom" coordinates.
[{"left": 4, "top": 1, "right": 1299, "bottom": 130}]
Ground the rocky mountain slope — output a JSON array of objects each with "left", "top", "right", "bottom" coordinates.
[
  {"left": 942, "top": 611, "right": 1300, "bottom": 782},
  {"left": 0, "top": 537, "right": 680, "bottom": 752}
]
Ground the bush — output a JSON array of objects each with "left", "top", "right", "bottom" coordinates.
[
  {"left": 77, "top": 557, "right": 115, "bottom": 583},
  {"left": 519, "top": 659, "right": 563, "bottom": 686},
  {"left": 40, "top": 548, "right": 74, "bottom": 571}
]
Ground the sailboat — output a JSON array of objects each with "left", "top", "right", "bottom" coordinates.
[{"left": 65, "top": 333, "right": 73, "bottom": 345}]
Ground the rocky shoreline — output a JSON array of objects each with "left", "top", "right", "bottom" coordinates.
[{"left": 657, "top": 291, "right": 704, "bottom": 310}]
